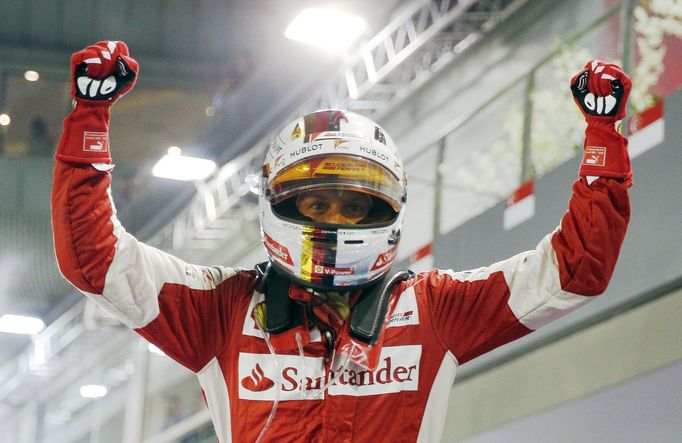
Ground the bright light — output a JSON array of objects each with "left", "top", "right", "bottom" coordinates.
[
  {"left": 80, "top": 384, "right": 108, "bottom": 399},
  {"left": 152, "top": 147, "right": 216, "bottom": 181},
  {"left": 205, "top": 106, "right": 215, "bottom": 117},
  {"left": 147, "top": 343, "right": 166, "bottom": 356},
  {"left": 0, "top": 113, "right": 10, "bottom": 126},
  {"left": 33, "top": 339, "right": 46, "bottom": 366},
  {"left": 285, "top": 8, "right": 367, "bottom": 52},
  {"left": 24, "top": 70, "right": 40, "bottom": 82},
  {"left": 0, "top": 314, "right": 45, "bottom": 335}
]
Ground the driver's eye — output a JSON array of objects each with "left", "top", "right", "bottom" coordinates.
[
  {"left": 309, "top": 201, "right": 328, "bottom": 212},
  {"left": 344, "top": 204, "right": 362, "bottom": 215},
  {"left": 343, "top": 201, "right": 370, "bottom": 217}
]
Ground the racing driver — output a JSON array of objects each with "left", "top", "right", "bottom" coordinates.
[{"left": 52, "top": 41, "right": 632, "bottom": 442}]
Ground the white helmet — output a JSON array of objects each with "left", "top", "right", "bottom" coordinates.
[{"left": 258, "top": 110, "right": 407, "bottom": 290}]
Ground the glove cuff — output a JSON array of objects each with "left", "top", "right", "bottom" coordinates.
[
  {"left": 73, "top": 97, "right": 114, "bottom": 108},
  {"left": 579, "top": 119, "right": 632, "bottom": 180},
  {"left": 55, "top": 104, "right": 112, "bottom": 164}
]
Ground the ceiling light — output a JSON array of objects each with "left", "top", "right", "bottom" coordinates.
[
  {"left": 285, "top": 8, "right": 367, "bottom": 52},
  {"left": 0, "top": 113, "right": 10, "bottom": 126},
  {"left": 80, "top": 384, "right": 108, "bottom": 399},
  {"left": 0, "top": 314, "right": 45, "bottom": 335},
  {"left": 24, "top": 70, "right": 40, "bottom": 82},
  {"left": 152, "top": 147, "right": 216, "bottom": 181}
]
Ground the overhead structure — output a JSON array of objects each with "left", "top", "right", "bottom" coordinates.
[
  {"left": 146, "top": 0, "right": 528, "bottom": 266},
  {"left": 146, "top": 145, "right": 263, "bottom": 265},
  {"left": 303, "top": 0, "right": 527, "bottom": 114},
  {"left": 0, "top": 0, "right": 530, "bottom": 421}
]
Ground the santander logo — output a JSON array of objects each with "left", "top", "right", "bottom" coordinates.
[
  {"left": 238, "top": 346, "right": 421, "bottom": 401},
  {"left": 263, "top": 232, "right": 294, "bottom": 265},
  {"left": 370, "top": 246, "right": 398, "bottom": 271},
  {"left": 240, "top": 363, "right": 275, "bottom": 392}
]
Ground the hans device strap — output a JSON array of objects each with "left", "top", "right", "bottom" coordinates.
[
  {"left": 256, "top": 262, "right": 298, "bottom": 333},
  {"left": 255, "top": 262, "right": 413, "bottom": 345},
  {"left": 349, "top": 268, "right": 413, "bottom": 344}
]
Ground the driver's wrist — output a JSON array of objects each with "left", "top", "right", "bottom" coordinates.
[
  {"left": 55, "top": 105, "right": 112, "bottom": 164},
  {"left": 74, "top": 98, "right": 114, "bottom": 108},
  {"left": 585, "top": 115, "right": 619, "bottom": 130}
]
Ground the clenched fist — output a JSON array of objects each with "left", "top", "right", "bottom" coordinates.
[
  {"left": 570, "top": 60, "right": 632, "bottom": 181},
  {"left": 571, "top": 60, "right": 631, "bottom": 122},
  {"left": 71, "top": 41, "right": 138, "bottom": 106},
  {"left": 56, "top": 41, "right": 138, "bottom": 164}
]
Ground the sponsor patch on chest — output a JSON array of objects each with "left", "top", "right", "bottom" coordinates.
[
  {"left": 387, "top": 288, "right": 420, "bottom": 327},
  {"left": 238, "top": 345, "right": 421, "bottom": 401}
]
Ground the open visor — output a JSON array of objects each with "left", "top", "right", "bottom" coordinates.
[{"left": 267, "top": 154, "right": 404, "bottom": 211}]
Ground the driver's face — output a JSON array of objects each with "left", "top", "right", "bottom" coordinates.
[{"left": 295, "top": 189, "right": 372, "bottom": 225}]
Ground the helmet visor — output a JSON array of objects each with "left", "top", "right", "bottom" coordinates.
[{"left": 267, "top": 154, "right": 404, "bottom": 212}]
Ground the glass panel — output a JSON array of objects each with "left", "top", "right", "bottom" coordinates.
[
  {"left": 530, "top": 5, "right": 621, "bottom": 177},
  {"left": 400, "top": 145, "right": 437, "bottom": 259},
  {"left": 437, "top": 82, "right": 526, "bottom": 234},
  {"left": 630, "top": 0, "right": 682, "bottom": 111}
]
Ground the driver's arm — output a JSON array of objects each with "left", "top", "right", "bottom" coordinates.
[{"left": 51, "top": 41, "right": 252, "bottom": 372}]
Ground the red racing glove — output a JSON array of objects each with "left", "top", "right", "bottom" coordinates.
[
  {"left": 56, "top": 41, "right": 139, "bottom": 164},
  {"left": 570, "top": 60, "right": 632, "bottom": 180}
]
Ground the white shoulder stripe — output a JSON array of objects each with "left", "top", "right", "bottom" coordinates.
[
  {"left": 505, "top": 234, "right": 591, "bottom": 330},
  {"left": 437, "top": 233, "right": 592, "bottom": 331},
  {"left": 97, "top": 186, "right": 238, "bottom": 329},
  {"left": 436, "top": 265, "right": 498, "bottom": 283}
]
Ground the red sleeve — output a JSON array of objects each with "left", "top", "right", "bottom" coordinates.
[
  {"left": 423, "top": 177, "right": 630, "bottom": 364},
  {"left": 136, "top": 273, "right": 255, "bottom": 373},
  {"left": 52, "top": 160, "right": 252, "bottom": 372}
]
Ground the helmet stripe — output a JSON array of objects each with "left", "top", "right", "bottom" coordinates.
[
  {"left": 300, "top": 226, "right": 339, "bottom": 286},
  {"left": 300, "top": 226, "right": 315, "bottom": 282},
  {"left": 316, "top": 228, "right": 337, "bottom": 287}
]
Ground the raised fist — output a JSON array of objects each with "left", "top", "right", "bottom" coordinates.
[
  {"left": 71, "top": 41, "right": 138, "bottom": 106},
  {"left": 570, "top": 60, "right": 631, "bottom": 122},
  {"left": 570, "top": 61, "right": 633, "bottom": 180}
]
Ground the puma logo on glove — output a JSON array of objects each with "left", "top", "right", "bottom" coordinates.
[{"left": 71, "top": 41, "right": 138, "bottom": 105}]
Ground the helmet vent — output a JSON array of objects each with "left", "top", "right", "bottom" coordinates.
[
  {"left": 310, "top": 237, "right": 336, "bottom": 245},
  {"left": 344, "top": 240, "right": 364, "bottom": 245}
]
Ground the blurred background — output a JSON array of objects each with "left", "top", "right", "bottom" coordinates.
[{"left": 0, "top": 0, "right": 680, "bottom": 442}]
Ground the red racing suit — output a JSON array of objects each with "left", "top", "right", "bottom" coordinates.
[
  {"left": 52, "top": 41, "right": 632, "bottom": 442},
  {"left": 52, "top": 107, "right": 630, "bottom": 441}
]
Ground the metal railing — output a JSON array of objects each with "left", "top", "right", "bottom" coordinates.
[{"left": 304, "top": 0, "right": 531, "bottom": 114}]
